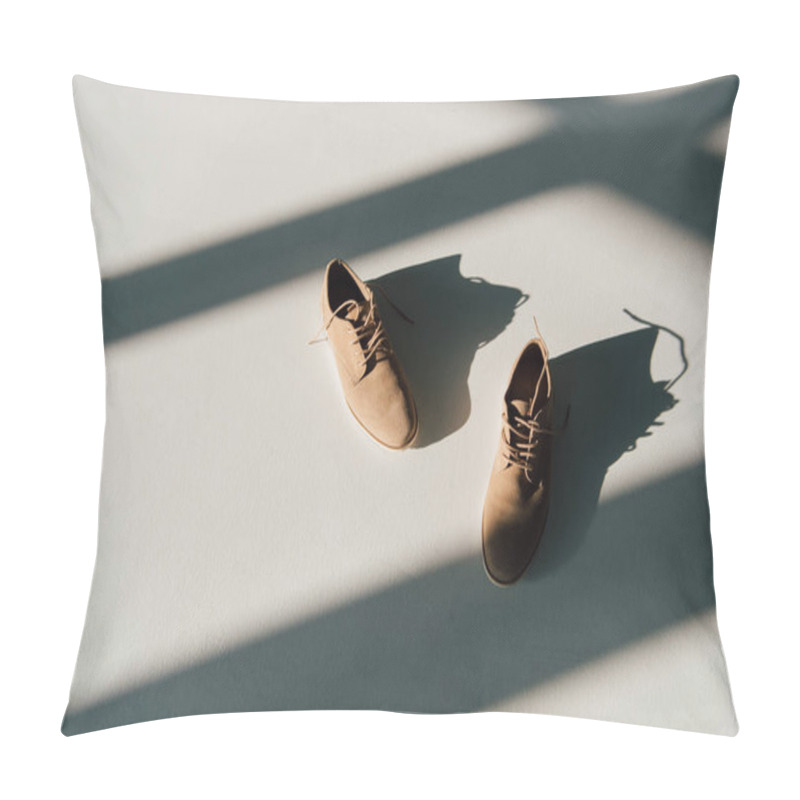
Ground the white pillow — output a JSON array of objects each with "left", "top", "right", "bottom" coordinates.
[{"left": 63, "top": 74, "right": 739, "bottom": 735}]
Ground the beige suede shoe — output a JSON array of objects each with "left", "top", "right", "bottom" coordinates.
[
  {"left": 482, "top": 323, "right": 557, "bottom": 586},
  {"left": 314, "top": 258, "right": 418, "bottom": 450}
]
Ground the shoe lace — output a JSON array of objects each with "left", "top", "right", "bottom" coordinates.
[
  {"left": 500, "top": 402, "right": 559, "bottom": 484},
  {"left": 622, "top": 308, "right": 688, "bottom": 390},
  {"left": 500, "top": 316, "right": 567, "bottom": 483},
  {"left": 308, "top": 282, "right": 413, "bottom": 374}
]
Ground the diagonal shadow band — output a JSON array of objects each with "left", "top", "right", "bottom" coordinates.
[
  {"left": 61, "top": 464, "right": 715, "bottom": 736},
  {"left": 100, "top": 76, "right": 737, "bottom": 343},
  {"left": 63, "top": 328, "right": 716, "bottom": 736}
]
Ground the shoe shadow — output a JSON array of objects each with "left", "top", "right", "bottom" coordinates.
[
  {"left": 528, "top": 317, "right": 684, "bottom": 579},
  {"left": 372, "top": 255, "right": 526, "bottom": 448}
]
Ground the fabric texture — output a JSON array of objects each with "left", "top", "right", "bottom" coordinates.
[{"left": 63, "top": 74, "right": 739, "bottom": 735}]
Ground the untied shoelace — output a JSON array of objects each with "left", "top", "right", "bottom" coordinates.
[{"left": 308, "top": 283, "right": 413, "bottom": 376}]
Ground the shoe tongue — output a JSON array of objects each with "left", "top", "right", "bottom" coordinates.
[
  {"left": 509, "top": 399, "right": 534, "bottom": 418},
  {"left": 338, "top": 300, "right": 366, "bottom": 324},
  {"left": 509, "top": 388, "right": 546, "bottom": 424},
  {"left": 343, "top": 305, "right": 361, "bottom": 322},
  {"left": 508, "top": 360, "right": 549, "bottom": 421}
]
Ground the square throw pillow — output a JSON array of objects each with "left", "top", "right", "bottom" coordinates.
[{"left": 63, "top": 74, "right": 739, "bottom": 736}]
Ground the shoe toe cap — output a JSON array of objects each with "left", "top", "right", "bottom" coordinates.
[
  {"left": 380, "top": 408, "right": 418, "bottom": 449},
  {"left": 482, "top": 527, "right": 532, "bottom": 586},
  {"left": 482, "top": 492, "right": 548, "bottom": 586},
  {"left": 347, "top": 362, "right": 417, "bottom": 449}
]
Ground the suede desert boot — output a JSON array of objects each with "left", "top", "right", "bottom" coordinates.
[
  {"left": 482, "top": 325, "right": 556, "bottom": 586},
  {"left": 315, "top": 258, "right": 418, "bottom": 450}
]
